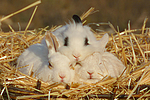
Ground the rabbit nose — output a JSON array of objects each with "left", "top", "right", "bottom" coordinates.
[
  {"left": 73, "top": 53, "right": 81, "bottom": 61},
  {"left": 59, "top": 74, "right": 66, "bottom": 79},
  {"left": 87, "top": 71, "right": 94, "bottom": 75}
]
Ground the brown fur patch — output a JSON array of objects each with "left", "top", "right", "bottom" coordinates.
[
  {"left": 50, "top": 33, "right": 59, "bottom": 51},
  {"left": 45, "top": 31, "right": 54, "bottom": 49}
]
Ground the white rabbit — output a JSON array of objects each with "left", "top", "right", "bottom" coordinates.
[
  {"left": 42, "top": 15, "right": 108, "bottom": 64},
  {"left": 17, "top": 32, "right": 75, "bottom": 84},
  {"left": 74, "top": 33, "right": 125, "bottom": 83},
  {"left": 75, "top": 52, "right": 125, "bottom": 83}
]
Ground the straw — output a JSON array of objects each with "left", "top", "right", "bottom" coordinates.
[
  {"left": 127, "top": 65, "right": 150, "bottom": 99},
  {"left": 0, "top": 0, "right": 41, "bottom": 22},
  {"left": 0, "top": 4, "right": 150, "bottom": 99},
  {"left": 24, "top": 6, "right": 38, "bottom": 34}
]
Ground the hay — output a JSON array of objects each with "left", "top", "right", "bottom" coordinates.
[{"left": 0, "top": 2, "right": 150, "bottom": 100}]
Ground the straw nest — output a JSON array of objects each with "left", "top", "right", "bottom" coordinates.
[{"left": 0, "top": 1, "right": 150, "bottom": 100}]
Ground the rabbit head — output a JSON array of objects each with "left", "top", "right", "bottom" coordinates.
[
  {"left": 43, "top": 31, "right": 75, "bottom": 84},
  {"left": 75, "top": 53, "right": 106, "bottom": 83},
  {"left": 52, "top": 15, "right": 98, "bottom": 63},
  {"left": 75, "top": 52, "right": 125, "bottom": 83}
]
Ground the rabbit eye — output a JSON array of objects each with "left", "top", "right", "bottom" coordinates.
[
  {"left": 48, "top": 62, "right": 53, "bottom": 69},
  {"left": 84, "top": 37, "right": 90, "bottom": 46},
  {"left": 99, "top": 62, "right": 102, "bottom": 65},
  {"left": 64, "top": 37, "right": 68, "bottom": 46},
  {"left": 75, "top": 62, "right": 82, "bottom": 67},
  {"left": 69, "top": 64, "right": 74, "bottom": 70}
]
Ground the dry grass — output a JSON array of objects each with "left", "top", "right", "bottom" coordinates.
[{"left": 0, "top": 1, "right": 150, "bottom": 100}]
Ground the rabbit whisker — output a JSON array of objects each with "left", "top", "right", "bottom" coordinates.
[{"left": 98, "top": 72, "right": 105, "bottom": 78}]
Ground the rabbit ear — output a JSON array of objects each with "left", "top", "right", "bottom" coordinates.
[
  {"left": 98, "top": 33, "right": 109, "bottom": 50},
  {"left": 50, "top": 33, "right": 59, "bottom": 51},
  {"left": 72, "top": 15, "right": 82, "bottom": 23},
  {"left": 45, "top": 31, "right": 59, "bottom": 54}
]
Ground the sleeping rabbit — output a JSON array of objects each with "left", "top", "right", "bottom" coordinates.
[
  {"left": 42, "top": 15, "right": 107, "bottom": 64},
  {"left": 17, "top": 32, "right": 75, "bottom": 84}
]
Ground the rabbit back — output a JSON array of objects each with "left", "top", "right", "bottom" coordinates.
[
  {"left": 17, "top": 43, "right": 49, "bottom": 77},
  {"left": 101, "top": 52, "right": 125, "bottom": 77}
]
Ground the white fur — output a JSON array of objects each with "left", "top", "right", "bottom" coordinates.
[
  {"left": 74, "top": 33, "right": 125, "bottom": 83},
  {"left": 17, "top": 37, "right": 75, "bottom": 84},
  {"left": 42, "top": 22, "right": 109, "bottom": 64},
  {"left": 75, "top": 52, "right": 125, "bottom": 83}
]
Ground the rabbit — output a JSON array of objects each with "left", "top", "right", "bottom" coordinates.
[
  {"left": 41, "top": 15, "right": 108, "bottom": 64},
  {"left": 17, "top": 32, "right": 75, "bottom": 84},
  {"left": 75, "top": 52, "right": 125, "bottom": 83},
  {"left": 74, "top": 53, "right": 104, "bottom": 83},
  {"left": 74, "top": 37, "right": 125, "bottom": 83}
]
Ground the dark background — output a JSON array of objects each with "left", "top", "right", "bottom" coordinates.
[{"left": 0, "top": 0, "right": 150, "bottom": 32}]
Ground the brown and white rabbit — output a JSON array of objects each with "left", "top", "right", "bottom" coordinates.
[
  {"left": 42, "top": 15, "right": 107, "bottom": 64},
  {"left": 74, "top": 35, "right": 125, "bottom": 83},
  {"left": 17, "top": 32, "right": 75, "bottom": 84}
]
